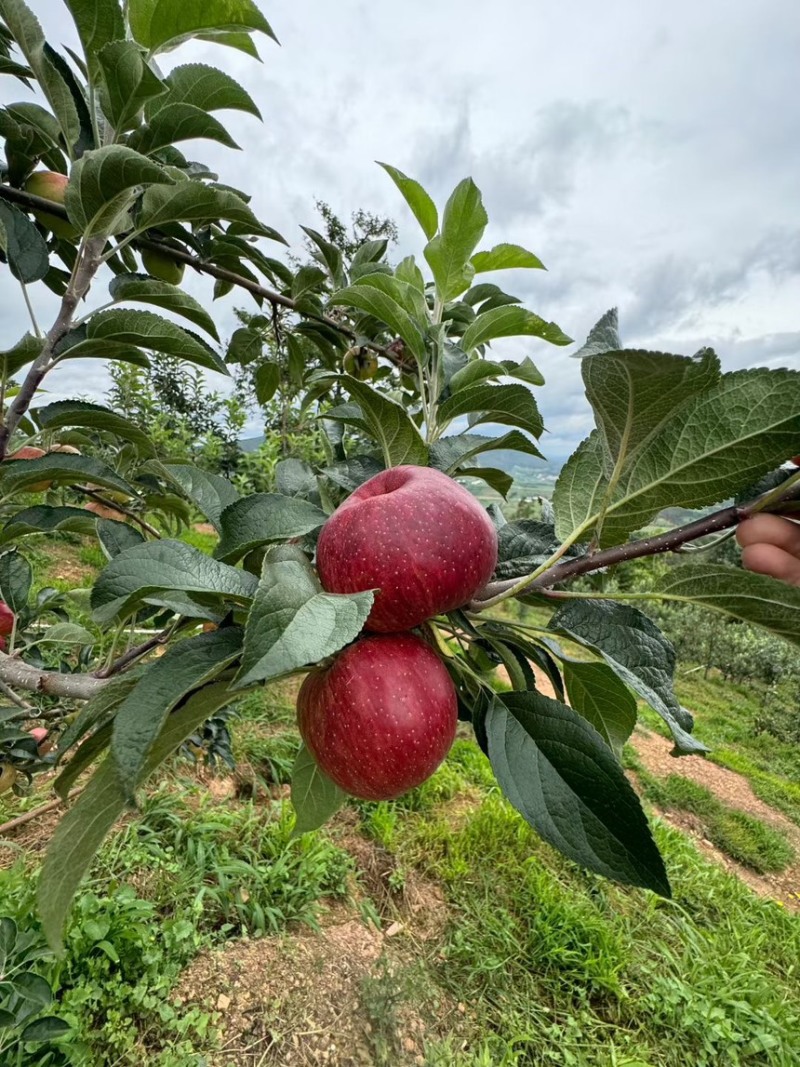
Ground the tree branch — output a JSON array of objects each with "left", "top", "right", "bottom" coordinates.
[
  {"left": 0, "top": 233, "right": 106, "bottom": 459},
  {"left": 471, "top": 479, "right": 800, "bottom": 609},
  {"left": 0, "top": 651, "right": 106, "bottom": 699},
  {"left": 0, "top": 185, "right": 411, "bottom": 370}
]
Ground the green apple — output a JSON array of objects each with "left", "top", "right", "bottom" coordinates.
[
  {"left": 343, "top": 347, "right": 378, "bottom": 381},
  {"left": 142, "top": 247, "right": 185, "bottom": 285}
]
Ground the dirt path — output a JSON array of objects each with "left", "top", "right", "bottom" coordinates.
[{"left": 631, "top": 727, "right": 800, "bottom": 909}]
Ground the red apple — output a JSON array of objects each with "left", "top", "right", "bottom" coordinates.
[
  {"left": 24, "top": 170, "right": 77, "bottom": 239},
  {"left": 6, "top": 445, "right": 51, "bottom": 491},
  {"left": 297, "top": 633, "right": 457, "bottom": 800},
  {"left": 84, "top": 500, "right": 127, "bottom": 522},
  {"left": 28, "top": 727, "right": 48, "bottom": 744},
  {"left": 316, "top": 465, "right": 498, "bottom": 632},
  {"left": 0, "top": 637, "right": 6, "bottom": 652},
  {"left": 0, "top": 602, "right": 13, "bottom": 637}
]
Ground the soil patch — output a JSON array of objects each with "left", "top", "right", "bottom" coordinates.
[{"left": 631, "top": 727, "right": 800, "bottom": 910}]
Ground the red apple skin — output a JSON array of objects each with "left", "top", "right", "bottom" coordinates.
[
  {"left": 316, "top": 466, "right": 498, "bottom": 632},
  {"left": 0, "top": 602, "right": 14, "bottom": 638},
  {"left": 28, "top": 727, "right": 48, "bottom": 744},
  {"left": 297, "top": 633, "right": 458, "bottom": 800}
]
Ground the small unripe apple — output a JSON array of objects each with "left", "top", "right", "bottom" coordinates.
[
  {"left": 0, "top": 762, "right": 16, "bottom": 794},
  {"left": 142, "top": 247, "right": 185, "bottom": 285},
  {"left": 343, "top": 347, "right": 378, "bottom": 381},
  {"left": 24, "top": 170, "right": 77, "bottom": 240},
  {"left": 0, "top": 602, "right": 13, "bottom": 638},
  {"left": 297, "top": 633, "right": 458, "bottom": 800},
  {"left": 6, "top": 446, "right": 50, "bottom": 491},
  {"left": 316, "top": 465, "right": 498, "bottom": 632}
]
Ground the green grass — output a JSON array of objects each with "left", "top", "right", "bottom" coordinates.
[{"left": 177, "top": 527, "right": 218, "bottom": 555}]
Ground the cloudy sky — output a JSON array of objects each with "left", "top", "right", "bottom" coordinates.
[{"left": 2, "top": 0, "right": 799, "bottom": 463}]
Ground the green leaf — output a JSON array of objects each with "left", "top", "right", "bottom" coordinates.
[
  {"left": 13, "top": 971, "right": 52, "bottom": 1006},
  {"left": 96, "top": 39, "right": 166, "bottom": 133},
  {"left": 20, "top": 1016, "right": 71, "bottom": 1042},
  {"left": 226, "top": 326, "right": 262, "bottom": 365},
  {"left": 136, "top": 179, "right": 270, "bottom": 235},
  {"left": 461, "top": 305, "right": 572, "bottom": 353},
  {"left": 112, "top": 627, "right": 242, "bottom": 798},
  {"left": 36, "top": 399, "right": 155, "bottom": 456},
  {"left": 583, "top": 348, "right": 720, "bottom": 475},
  {"left": 337, "top": 376, "right": 428, "bottom": 467},
  {"left": 108, "top": 273, "right": 219, "bottom": 340},
  {"left": 254, "top": 361, "right": 279, "bottom": 405},
  {"left": 0, "top": 201, "right": 48, "bottom": 282},
  {"left": 328, "top": 281, "right": 426, "bottom": 364},
  {"left": 214, "top": 494, "right": 327, "bottom": 564},
  {"left": 235, "top": 545, "right": 373, "bottom": 687},
  {"left": 552, "top": 431, "right": 606, "bottom": 542},
  {"left": 128, "top": 0, "right": 277, "bottom": 54},
  {"left": 0, "top": 0, "right": 79, "bottom": 150},
  {"left": 424, "top": 178, "right": 488, "bottom": 302},
  {"left": 156, "top": 463, "right": 239, "bottom": 531},
  {"left": 0, "top": 332, "right": 42, "bottom": 377},
  {"left": 128, "top": 103, "right": 240, "bottom": 154},
  {"left": 572, "top": 308, "right": 620, "bottom": 359},
  {"left": 488, "top": 691, "right": 669, "bottom": 894},
  {"left": 0, "top": 505, "right": 95, "bottom": 547},
  {"left": 448, "top": 356, "right": 545, "bottom": 393},
  {"left": 549, "top": 599, "right": 705, "bottom": 754},
  {"left": 459, "top": 466, "right": 512, "bottom": 497},
  {"left": 34, "top": 622, "right": 94, "bottom": 645},
  {"left": 654, "top": 563, "right": 800, "bottom": 648},
  {"left": 0, "top": 453, "right": 134, "bottom": 496},
  {"left": 574, "top": 368, "right": 800, "bottom": 547},
  {"left": 0, "top": 548, "right": 31, "bottom": 612},
  {"left": 562, "top": 659, "right": 637, "bottom": 760},
  {"left": 39, "top": 680, "right": 238, "bottom": 950},
  {"left": 91, "top": 539, "right": 257, "bottom": 623},
  {"left": 82, "top": 309, "right": 227, "bottom": 374},
  {"left": 64, "top": 146, "right": 170, "bottom": 237},
  {"left": 291, "top": 742, "right": 347, "bottom": 834},
  {"left": 377, "top": 162, "right": 438, "bottom": 240},
  {"left": 147, "top": 62, "right": 261, "bottom": 119},
  {"left": 63, "top": 0, "right": 124, "bottom": 78},
  {"left": 55, "top": 672, "right": 140, "bottom": 770},
  {"left": 438, "top": 382, "right": 544, "bottom": 438},
  {"left": 96, "top": 518, "right": 144, "bottom": 558},
  {"left": 470, "top": 243, "right": 545, "bottom": 273},
  {"left": 429, "top": 430, "right": 543, "bottom": 474},
  {"left": 494, "top": 519, "right": 566, "bottom": 580}
]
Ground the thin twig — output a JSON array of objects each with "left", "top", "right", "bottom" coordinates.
[
  {"left": 94, "top": 625, "right": 175, "bottom": 679},
  {"left": 0, "top": 679, "right": 32, "bottom": 709},
  {"left": 471, "top": 478, "right": 800, "bottom": 609},
  {"left": 0, "top": 184, "right": 412, "bottom": 370},
  {"left": 77, "top": 486, "right": 161, "bottom": 538},
  {"left": 0, "top": 788, "right": 83, "bottom": 837}
]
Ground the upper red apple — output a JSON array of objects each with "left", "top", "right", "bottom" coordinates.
[
  {"left": 0, "top": 602, "right": 14, "bottom": 637},
  {"left": 316, "top": 465, "right": 498, "bottom": 632},
  {"left": 297, "top": 632, "right": 458, "bottom": 800},
  {"left": 5, "top": 445, "right": 51, "bottom": 491}
]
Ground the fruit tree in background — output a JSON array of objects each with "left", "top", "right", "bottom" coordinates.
[{"left": 0, "top": 0, "right": 795, "bottom": 954}]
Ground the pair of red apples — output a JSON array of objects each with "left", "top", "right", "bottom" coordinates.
[{"left": 298, "top": 466, "right": 498, "bottom": 800}]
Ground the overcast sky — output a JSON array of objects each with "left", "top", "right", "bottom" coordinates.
[{"left": 2, "top": 0, "right": 799, "bottom": 463}]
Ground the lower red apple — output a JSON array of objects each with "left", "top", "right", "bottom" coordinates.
[
  {"left": 0, "top": 602, "right": 13, "bottom": 638},
  {"left": 316, "top": 465, "right": 498, "bottom": 632},
  {"left": 297, "top": 633, "right": 458, "bottom": 800}
]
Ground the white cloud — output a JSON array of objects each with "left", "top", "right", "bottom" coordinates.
[{"left": 0, "top": 0, "right": 798, "bottom": 461}]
